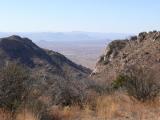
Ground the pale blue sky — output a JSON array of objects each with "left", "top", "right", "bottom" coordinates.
[{"left": 0, "top": 0, "right": 160, "bottom": 33}]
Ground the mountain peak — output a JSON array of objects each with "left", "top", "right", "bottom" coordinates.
[
  {"left": 8, "top": 35, "right": 22, "bottom": 39},
  {"left": 0, "top": 35, "right": 91, "bottom": 79}
]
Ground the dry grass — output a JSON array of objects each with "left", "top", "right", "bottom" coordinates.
[
  {"left": 0, "top": 108, "right": 40, "bottom": 120},
  {"left": 0, "top": 109, "right": 12, "bottom": 120},
  {"left": 48, "top": 92, "right": 160, "bottom": 120},
  {"left": 16, "top": 109, "right": 40, "bottom": 120},
  {"left": 0, "top": 92, "right": 159, "bottom": 120}
]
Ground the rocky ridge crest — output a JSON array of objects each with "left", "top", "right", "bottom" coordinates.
[{"left": 92, "top": 31, "right": 160, "bottom": 83}]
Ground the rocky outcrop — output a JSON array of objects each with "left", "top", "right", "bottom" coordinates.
[
  {"left": 98, "top": 40, "right": 128, "bottom": 65},
  {"left": 91, "top": 31, "right": 160, "bottom": 83}
]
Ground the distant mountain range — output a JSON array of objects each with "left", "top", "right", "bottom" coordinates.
[{"left": 0, "top": 32, "right": 132, "bottom": 42}]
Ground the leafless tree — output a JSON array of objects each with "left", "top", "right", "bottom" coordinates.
[
  {"left": 123, "top": 65, "right": 160, "bottom": 102},
  {"left": 0, "top": 62, "right": 31, "bottom": 119},
  {"left": 51, "top": 71, "right": 87, "bottom": 106}
]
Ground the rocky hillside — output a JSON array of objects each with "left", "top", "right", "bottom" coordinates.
[
  {"left": 91, "top": 31, "right": 160, "bottom": 83},
  {"left": 0, "top": 35, "right": 91, "bottom": 82}
]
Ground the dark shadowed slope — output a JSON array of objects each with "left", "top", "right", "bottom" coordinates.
[{"left": 0, "top": 35, "right": 91, "bottom": 81}]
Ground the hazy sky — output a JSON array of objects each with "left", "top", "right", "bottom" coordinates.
[{"left": 0, "top": 0, "right": 160, "bottom": 33}]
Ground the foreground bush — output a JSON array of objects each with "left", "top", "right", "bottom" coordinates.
[
  {"left": 52, "top": 78, "right": 87, "bottom": 106},
  {"left": 111, "top": 75, "right": 126, "bottom": 89},
  {"left": 0, "top": 63, "right": 30, "bottom": 112},
  {"left": 114, "top": 65, "right": 160, "bottom": 102}
]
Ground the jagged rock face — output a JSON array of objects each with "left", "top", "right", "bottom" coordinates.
[
  {"left": 91, "top": 31, "right": 160, "bottom": 83},
  {"left": 98, "top": 40, "right": 128, "bottom": 64},
  {"left": 0, "top": 35, "right": 91, "bottom": 82}
]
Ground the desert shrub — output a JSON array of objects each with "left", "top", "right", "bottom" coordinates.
[
  {"left": 111, "top": 75, "right": 127, "bottom": 89},
  {"left": 0, "top": 62, "right": 31, "bottom": 112},
  {"left": 88, "top": 82, "right": 112, "bottom": 95},
  {"left": 122, "top": 65, "right": 160, "bottom": 102},
  {"left": 52, "top": 78, "right": 87, "bottom": 106},
  {"left": 17, "top": 98, "right": 49, "bottom": 120}
]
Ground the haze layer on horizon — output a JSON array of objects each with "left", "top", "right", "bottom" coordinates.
[{"left": 0, "top": 0, "right": 160, "bottom": 33}]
